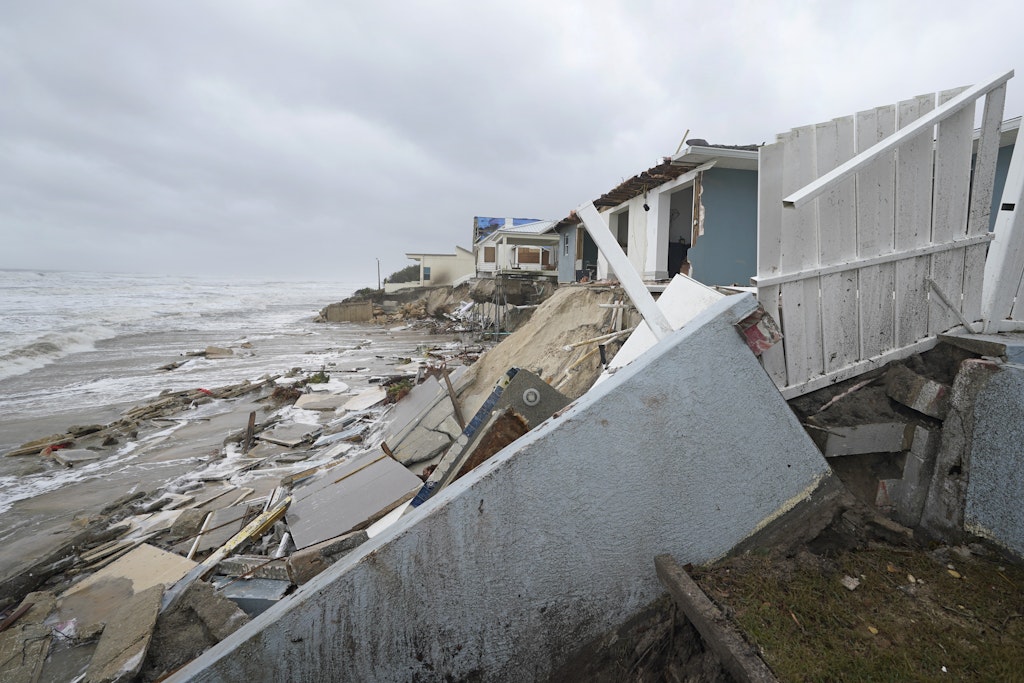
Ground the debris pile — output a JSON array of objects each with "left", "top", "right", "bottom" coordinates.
[{"left": 0, "top": 282, "right": 634, "bottom": 680}]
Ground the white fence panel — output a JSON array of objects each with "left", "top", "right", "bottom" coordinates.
[
  {"left": 756, "top": 140, "right": 787, "bottom": 386},
  {"left": 816, "top": 117, "right": 859, "bottom": 373},
  {"left": 756, "top": 72, "right": 1010, "bottom": 398},
  {"left": 894, "top": 94, "right": 936, "bottom": 347},
  {"left": 929, "top": 87, "right": 975, "bottom": 334}
]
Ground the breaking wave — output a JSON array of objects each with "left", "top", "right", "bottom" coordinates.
[{"left": 0, "top": 326, "right": 117, "bottom": 381}]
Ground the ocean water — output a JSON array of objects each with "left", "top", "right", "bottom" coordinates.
[
  {"left": 0, "top": 270, "right": 461, "bottom": 522},
  {"left": 0, "top": 270, "right": 361, "bottom": 437}
]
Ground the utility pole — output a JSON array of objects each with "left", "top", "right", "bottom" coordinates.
[{"left": 376, "top": 257, "right": 381, "bottom": 291}]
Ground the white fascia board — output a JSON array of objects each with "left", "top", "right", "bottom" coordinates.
[{"left": 670, "top": 146, "right": 758, "bottom": 170}]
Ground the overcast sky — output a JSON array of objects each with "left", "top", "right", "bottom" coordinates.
[{"left": 2, "top": 1, "right": 1023, "bottom": 285}]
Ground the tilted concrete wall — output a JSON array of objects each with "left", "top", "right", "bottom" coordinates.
[
  {"left": 964, "top": 364, "right": 1024, "bottom": 558},
  {"left": 173, "top": 294, "right": 832, "bottom": 682}
]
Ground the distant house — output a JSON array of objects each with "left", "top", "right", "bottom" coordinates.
[
  {"left": 550, "top": 218, "right": 599, "bottom": 283},
  {"left": 566, "top": 143, "right": 759, "bottom": 287},
  {"left": 474, "top": 219, "right": 559, "bottom": 279},
  {"left": 384, "top": 247, "right": 475, "bottom": 293}
]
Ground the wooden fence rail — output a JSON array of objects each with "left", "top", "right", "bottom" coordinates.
[{"left": 756, "top": 71, "right": 1012, "bottom": 398}]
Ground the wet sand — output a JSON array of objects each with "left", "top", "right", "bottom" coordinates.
[{"left": 0, "top": 325, "right": 467, "bottom": 591}]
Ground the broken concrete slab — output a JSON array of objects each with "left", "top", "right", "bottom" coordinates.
[
  {"left": 285, "top": 530, "right": 369, "bottom": 585},
  {"left": 143, "top": 581, "right": 250, "bottom": 681},
  {"left": 963, "top": 363, "right": 1024, "bottom": 558},
  {"left": 85, "top": 584, "right": 163, "bottom": 683},
  {"left": 256, "top": 423, "right": 320, "bottom": 448},
  {"left": 939, "top": 330, "right": 1024, "bottom": 364},
  {"left": 896, "top": 426, "right": 941, "bottom": 528},
  {"left": 0, "top": 591, "right": 55, "bottom": 683},
  {"left": 204, "top": 346, "right": 234, "bottom": 358},
  {"left": 50, "top": 448, "right": 105, "bottom": 467},
  {"left": 213, "top": 578, "right": 291, "bottom": 617},
  {"left": 193, "top": 504, "right": 249, "bottom": 555},
  {"left": 294, "top": 393, "right": 351, "bottom": 411},
  {"left": 886, "top": 365, "right": 951, "bottom": 419},
  {"left": 818, "top": 422, "right": 911, "bottom": 458},
  {"left": 58, "top": 544, "right": 196, "bottom": 627},
  {"left": 921, "top": 359, "right": 1002, "bottom": 542},
  {"left": 286, "top": 452, "right": 422, "bottom": 550},
  {"left": 383, "top": 369, "right": 469, "bottom": 465},
  {"left": 341, "top": 387, "right": 387, "bottom": 412},
  {"left": 171, "top": 294, "right": 834, "bottom": 682}
]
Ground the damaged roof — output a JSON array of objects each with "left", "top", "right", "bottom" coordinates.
[{"left": 551, "top": 141, "right": 760, "bottom": 230}]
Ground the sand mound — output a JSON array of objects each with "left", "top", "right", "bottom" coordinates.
[{"left": 458, "top": 285, "right": 634, "bottom": 414}]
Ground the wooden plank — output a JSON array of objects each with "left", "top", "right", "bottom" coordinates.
[
  {"left": 655, "top": 555, "right": 779, "bottom": 683},
  {"left": 756, "top": 141, "right": 787, "bottom": 386},
  {"left": 779, "top": 126, "right": 823, "bottom": 385},
  {"left": 783, "top": 70, "right": 1013, "bottom": 208},
  {"left": 963, "top": 83, "right": 1007, "bottom": 322},
  {"left": 929, "top": 87, "right": 974, "bottom": 334},
  {"left": 751, "top": 232, "right": 992, "bottom": 286},
  {"left": 894, "top": 93, "right": 936, "bottom": 346},
  {"left": 779, "top": 337, "right": 940, "bottom": 399},
  {"left": 576, "top": 202, "right": 673, "bottom": 339},
  {"left": 816, "top": 116, "right": 859, "bottom": 373},
  {"left": 855, "top": 105, "right": 897, "bottom": 359}
]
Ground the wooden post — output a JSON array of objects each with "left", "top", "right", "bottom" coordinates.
[{"left": 242, "top": 411, "right": 256, "bottom": 455}]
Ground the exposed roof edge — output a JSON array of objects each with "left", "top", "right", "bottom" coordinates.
[{"left": 670, "top": 145, "right": 759, "bottom": 170}]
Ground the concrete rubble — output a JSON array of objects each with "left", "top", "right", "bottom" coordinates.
[
  {"left": 0, "top": 280, "right": 635, "bottom": 680},
  {"left": 3, "top": 273, "right": 1024, "bottom": 680}
]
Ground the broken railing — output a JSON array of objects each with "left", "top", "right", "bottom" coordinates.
[{"left": 755, "top": 70, "right": 1012, "bottom": 398}]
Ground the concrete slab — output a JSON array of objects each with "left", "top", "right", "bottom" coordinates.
[
  {"left": 194, "top": 504, "right": 249, "bottom": 554},
  {"left": 294, "top": 393, "right": 351, "bottom": 411},
  {"left": 256, "top": 423, "right": 320, "bottom": 448},
  {"left": 820, "top": 422, "right": 911, "bottom": 457},
  {"left": 213, "top": 578, "right": 291, "bottom": 617},
  {"left": 896, "top": 426, "right": 941, "bottom": 528},
  {"left": 939, "top": 331, "right": 1024, "bottom": 364},
  {"left": 85, "top": 584, "right": 162, "bottom": 683},
  {"left": 172, "top": 294, "right": 833, "bottom": 683},
  {"left": 341, "top": 387, "right": 387, "bottom": 412},
  {"left": 0, "top": 591, "right": 55, "bottom": 683},
  {"left": 886, "top": 365, "right": 950, "bottom": 419},
  {"left": 50, "top": 448, "right": 105, "bottom": 467},
  {"left": 58, "top": 544, "right": 195, "bottom": 627},
  {"left": 964, "top": 363, "right": 1024, "bottom": 558},
  {"left": 286, "top": 454, "right": 422, "bottom": 550},
  {"left": 921, "top": 359, "right": 1001, "bottom": 541}
]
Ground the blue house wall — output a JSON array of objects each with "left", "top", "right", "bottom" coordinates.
[{"left": 686, "top": 167, "right": 758, "bottom": 287}]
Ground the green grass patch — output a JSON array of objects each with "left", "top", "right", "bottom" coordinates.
[{"left": 695, "top": 544, "right": 1024, "bottom": 681}]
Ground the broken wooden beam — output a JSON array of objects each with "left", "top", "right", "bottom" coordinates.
[{"left": 654, "top": 554, "right": 778, "bottom": 683}]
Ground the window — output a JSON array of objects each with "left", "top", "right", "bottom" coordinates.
[
  {"left": 422, "top": 266, "right": 431, "bottom": 281},
  {"left": 563, "top": 233, "right": 570, "bottom": 256},
  {"left": 484, "top": 246, "right": 496, "bottom": 263}
]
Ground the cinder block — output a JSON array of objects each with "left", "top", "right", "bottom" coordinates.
[
  {"left": 886, "top": 365, "right": 950, "bottom": 419},
  {"left": 822, "top": 422, "right": 911, "bottom": 457},
  {"left": 896, "top": 426, "right": 941, "bottom": 527}
]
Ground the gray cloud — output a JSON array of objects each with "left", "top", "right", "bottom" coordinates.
[{"left": 2, "top": 0, "right": 1023, "bottom": 283}]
